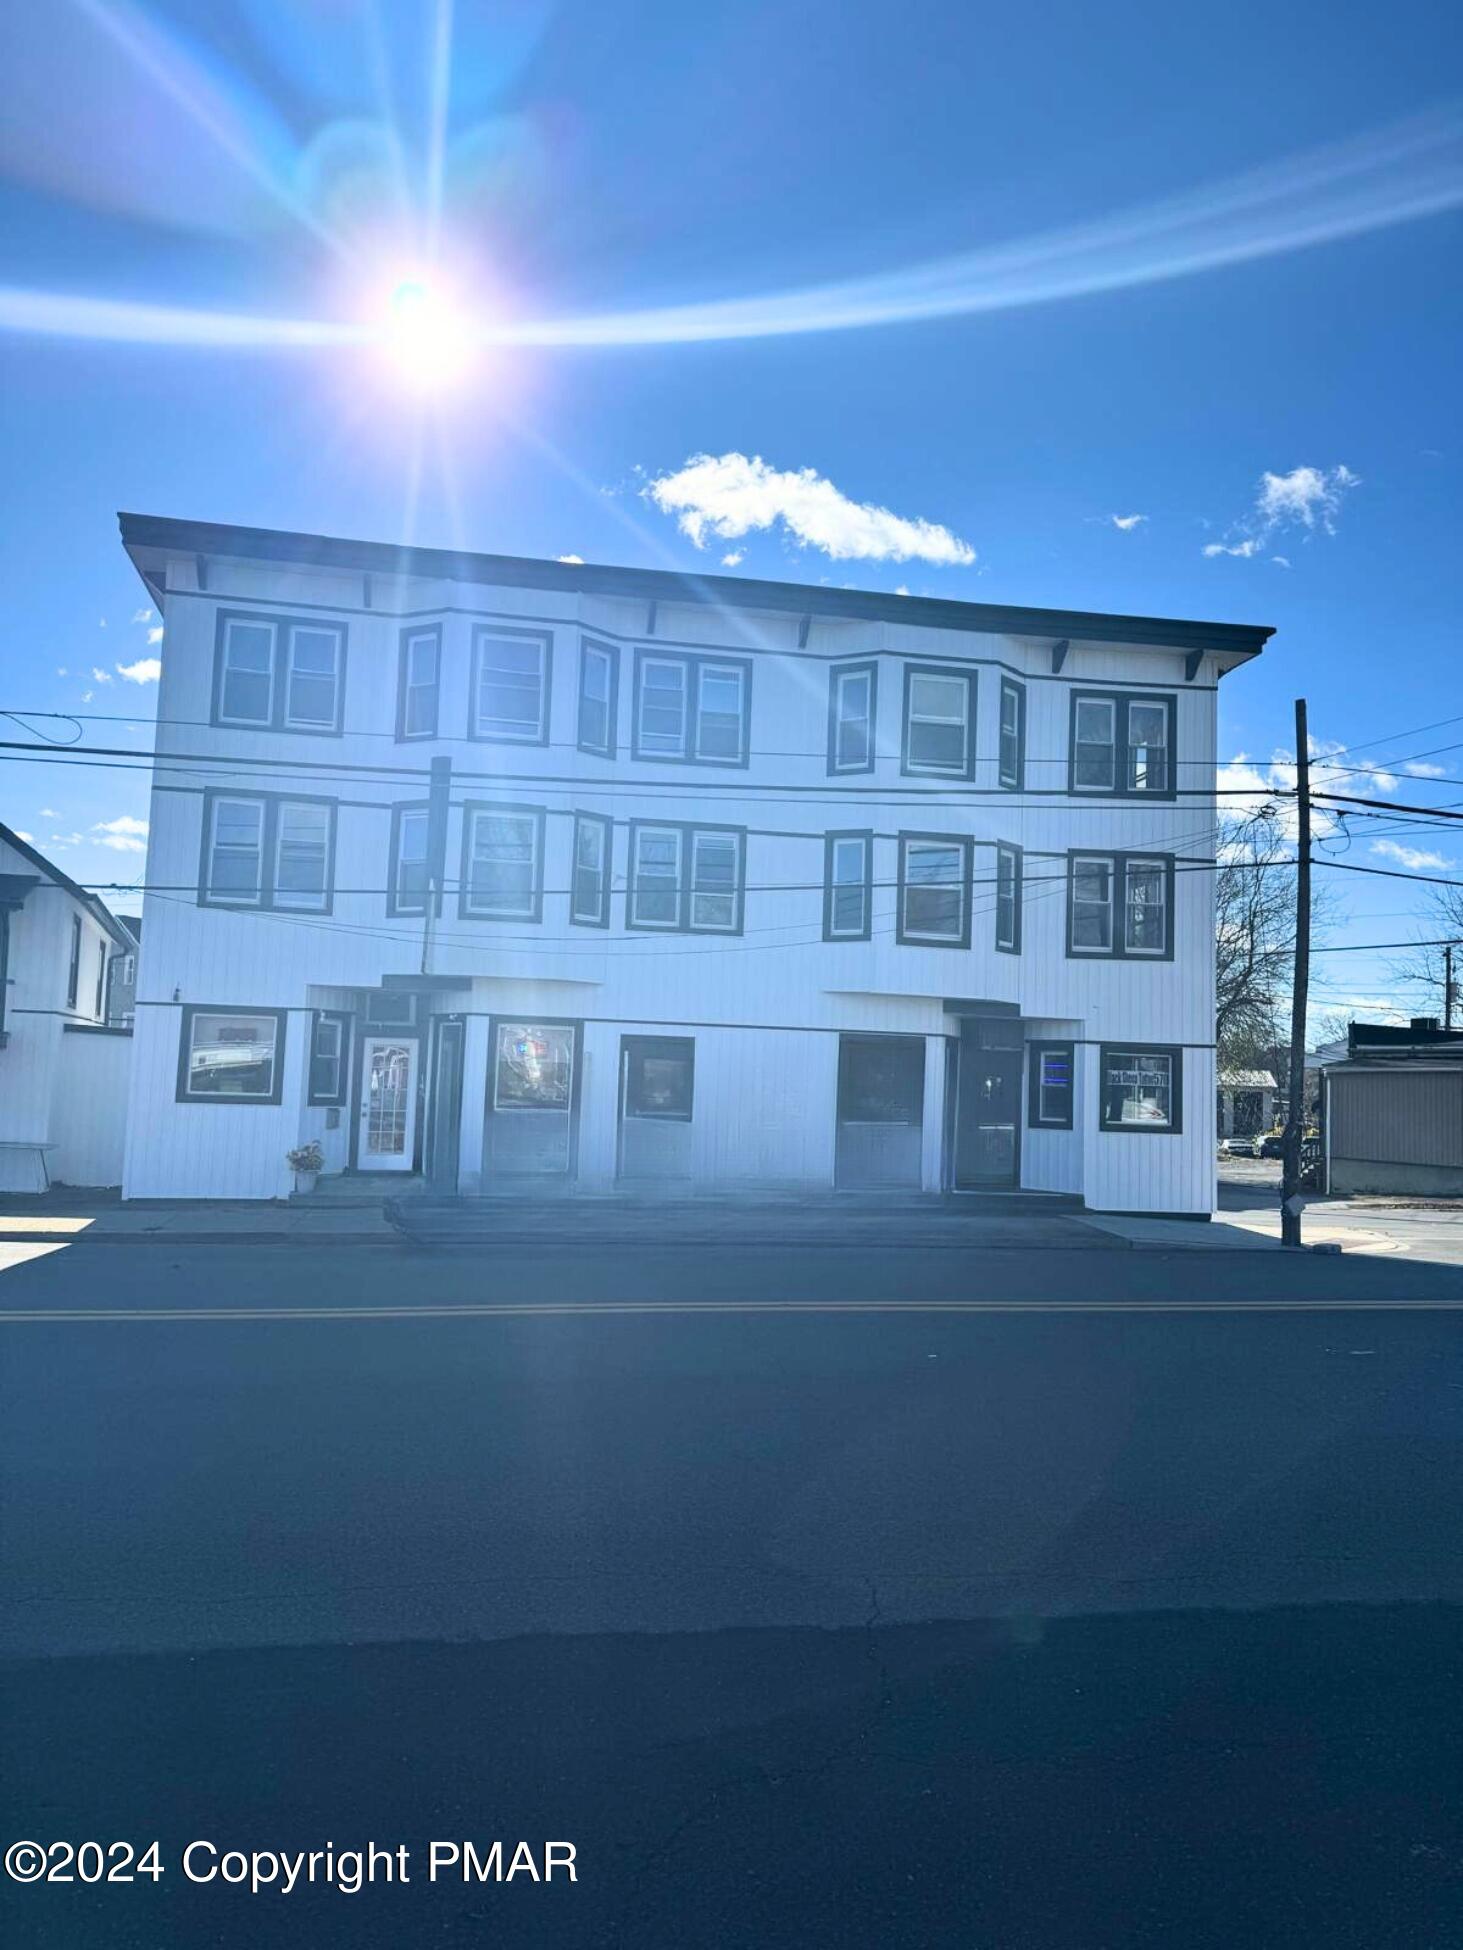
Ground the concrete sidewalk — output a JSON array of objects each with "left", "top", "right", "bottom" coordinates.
[{"left": 0, "top": 1188, "right": 1281, "bottom": 1253}]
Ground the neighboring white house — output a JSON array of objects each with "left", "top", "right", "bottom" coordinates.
[
  {"left": 1217, "top": 1068, "right": 1277, "bottom": 1137},
  {"left": 116, "top": 514, "right": 1269, "bottom": 1212},
  {"left": 0, "top": 824, "right": 136, "bottom": 1192}
]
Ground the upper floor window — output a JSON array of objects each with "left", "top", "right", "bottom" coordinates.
[
  {"left": 471, "top": 628, "right": 550, "bottom": 744},
  {"left": 200, "top": 790, "right": 335, "bottom": 914},
  {"left": 577, "top": 639, "right": 618, "bottom": 757},
  {"left": 388, "top": 804, "right": 430, "bottom": 915},
  {"left": 397, "top": 625, "right": 441, "bottom": 740},
  {"left": 633, "top": 652, "right": 751, "bottom": 766},
  {"left": 995, "top": 842, "right": 1022, "bottom": 954},
  {"left": 1067, "top": 852, "right": 1173, "bottom": 959},
  {"left": 66, "top": 914, "right": 81, "bottom": 1009},
  {"left": 460, "top": 803, "right": 545, "bottom": 920},
  {"left": 902, "top": 666, "right": 976, "bottom": 779},
  {"left": 1069, "top": 692, "right": 1176, "bottom": 797},
  {"left": 827, "top": 662, "right": 877, "bottom": 774},
  {"left": 897, "top": 833, "right": 972, "bottom": 946},
  {"left": 571, "top": 812, "right": 612, "bottom": 927},
  {"left": 1100, "top": 1045, "right": 1182, "bottom": 1133},
  {"left": 213, "top": 612, "right": 346, "bottom": 735},
  {"left": 627, "top": 822, "right": 745, "bottom": 932},
  {"left": 999, "top": 678, "right": 1025, "bottom": 790},
  {"left": 824, "top": 831, "right": 873, "bottom": 941}
]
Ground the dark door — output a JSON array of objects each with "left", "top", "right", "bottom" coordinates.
[
  {"left": 954, "top": 1019, "right": 1022, "bottom": 1189},
  {"left": 619, "top": 1036, "right": 695, "bottom": 1180},
  {"left": 836, "top": 1034, "right": 925, "bottom": 1188},
  {"left": 425, "top": 1017, "right": 465, "bottom": 1190}
]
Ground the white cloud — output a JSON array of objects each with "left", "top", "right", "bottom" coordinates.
[
  {"left": 1370, "top": 839, "right": 1452, "bottom": 872},
  {"left": 39, "top": 808, "right": 57, "bottom": 818},
  {"left": 1219, "top": 735, "right": 1398, "bottom": 842},
  {"left": 91, "top": 666, "right": 114, "bottom": 684},
  {"left": 147, "top": 626, "right": 164, "bottom": 645},
  {"left": 1110, "top": 513, "right": 1146, "bottom": 531},
  {"left": 894, "top": 584, "right": 910, "bottom": 596},
  {"left": 49, "top": 832, "right": 82, "bottom": 848},
  {"left": 116, "top": 657, "right": 161, "bottom": 685},
  {"left": 80, "top": 690, "right": 93, "bottom": 702},
  {"left": 1258, "top": 463, "right": 1359, "bottom": 531},
  {"left": 55, "top": 666, "right": 67, "bottom": 676},
  {"left": 92, "top": 815, "right": 149, "bottom": 855},
  {"left": 645, "top": 452, "right": 976, "bottom": 566},
  {"left": 1271, "top": 555, "right": 1291, "bottom": 568},
  {"left": 15, "top": 830, "right": 34, "bottom": 843},
  {"left": 1205, "top": 462, "right": 1359, "bottom": 561},
  {"left": 98, "top": 617, "right": 107, "bottom": 629},
  {"left": 720, "top": 550, "right": 745, "bottom": 567},
  {"left": 131, "top": 607, "right": 153, "bottom": 624},
  {"left": 556, "top": 553, "right": 584, "bottom": 564},
  {"left": 1403, "top": 760, "right": 1446, "bottom": 778}
]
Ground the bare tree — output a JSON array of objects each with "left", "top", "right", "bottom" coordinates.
[
  {"left": 1215, "top": 811, "right": 1296, "bottom": 1072},
  {"left": 1390, "top": 883, "right": 1463, "bottom": 1025}
]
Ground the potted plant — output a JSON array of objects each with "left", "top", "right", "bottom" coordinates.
[{"left": 287, "top": 1139, "right": 324, "bottom": 1196}]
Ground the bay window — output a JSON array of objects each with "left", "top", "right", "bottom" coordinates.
[
  {"left": 577, "top": 638, "right": 618, "bottom": 756},
  {"left": 823, "top": 831, "right": 873, "bottom": 941},
  {"left": 828, "top": 662, "right": 877, "bottom": 773},
  {"left": 571, "top": 812, "right": 612, "bottom": 927},
  {"left": 388, "top": 805, "right": 431, "bottom": 915},
  {"left": 472, "top": 628, "right": 550, "bottom": 743},
  {"left": 397, "top": 625, "right": 441, "bottom": 740},
  {"left": 902, "top": 665, "right": 976, "bottom": 778},
  {"left": 897, "top": 833, "right": 972, "bottom": 946},
  {"left": 633, "top": 652, "right": 751, "bottom": 765},
  {"left": 460, "top": 804, "right": 545, "bottom": 919}
]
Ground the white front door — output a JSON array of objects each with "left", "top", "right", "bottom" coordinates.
[{"left": 358, "top": 1035, "right": 418, "bottom": 1171}]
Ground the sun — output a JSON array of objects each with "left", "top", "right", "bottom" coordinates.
[{"left": 378, "top": 274, "right": 474, "bottom": 392}]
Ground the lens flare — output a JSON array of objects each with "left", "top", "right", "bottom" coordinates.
[{"left": 378, "top": 274, "right": 473, "bottom": 390}]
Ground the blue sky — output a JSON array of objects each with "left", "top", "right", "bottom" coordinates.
[{"left": 1, "top": 0, "right": 1460, "bottom": 1023}]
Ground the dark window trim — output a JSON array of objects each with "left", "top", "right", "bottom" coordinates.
[
  {"left": 387, "top": 801, "right": 439, "bottom": 918},
  {"left": 93, "top": 937, "right": 107, "bottom": 1018},
  {"left": 630, "top": 648, "right": 753, "bottom": 769},
  {"left": 198, "top": 788, "right": 338, "bottom": 916},
  {"left": 364, "top": 990, "right": 421, "bottom": 1029},
  {"left": 826, "top": 659, "right": 879, "bottom": 775},
  {"left": 995, "top": 841, "right": 1023, "bottom": 954},
  {"left": 175, "top": 1003, "right": 290, "bottom": 1106},
  {"left": 577, "top": 636, "right": 620, "bottom": 759},
  {"left": 468, "top": 623, "right": 553, "bottom": 746},
  {"left": 66, "top": 913, "right": 81, "bottom": 1009},
  {"left": 901, "top": 664, "right": 978, "bottom": 781},
  {"left": 620, "top": 1033, "right": 696, "bottom": 1123},
  {"left": 1098, "top": 1041, "right": 1185, "bottom": 1135},
  {"left": 823, "top": 829, "right": 874, "bottom": 942},
  {"left": 211, "top": 609, "right": 347, "bottom": 737},
  {"left": 1064, "top": 850, "right": 1176, "bottom": 961},
  {"left": 998, "top": 676, "right": 1026, "bottom": 791},
  {"left": 395, "top": 621, "right": 442, "bottom": 741},
  {"left": 457, "top": 800, "right": 547, "bottom": 923},
  {"left": 1027, "top": 1041, "right": 1075, "bottom": 1130},
  {"left": 625, "top": 819, "right": 747, "bottom": 934},
  {"left": 896, "top": 830, "right": 973, "bottom": 949},
  {"left": 308, "top": 1008, "right": 353, "bottom": 1106},
  {"left": 1067, "top": 689, "right": 1177, "bottom": 800},
  {"left": 570, "top": 811, "right": 613, "bottom": 929}
]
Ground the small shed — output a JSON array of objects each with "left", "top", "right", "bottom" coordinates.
[
  {"left": 1319, "top": 1019, "right": 1463, "bottom": 1196},
  {"left": 1217, "top": 1069, "right": 1277, "bottom": 1138}
]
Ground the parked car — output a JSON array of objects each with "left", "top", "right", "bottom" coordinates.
[
  {"left": 1259, "top": 1132, "right": 1286, "bottom": 1159},
  {"left": 1220, "top": 1136, "right": 1258, "bottom": 1158}
]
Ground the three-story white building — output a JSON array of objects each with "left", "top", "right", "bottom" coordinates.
[{"left": 118, "top": 514, "right": 1269, "bottom": 1212}]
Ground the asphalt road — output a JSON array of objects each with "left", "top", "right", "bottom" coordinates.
[{"left": 5, "top": 1240, "right": 1463, "bottom": 1946}]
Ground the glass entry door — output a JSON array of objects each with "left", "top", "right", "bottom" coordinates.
[
  {"left": 953, "top": 1019, "right": 1021, "bottom": 1189},
  {"left": 357, "top": 1035, "right": 419, "bottom": 1171}
]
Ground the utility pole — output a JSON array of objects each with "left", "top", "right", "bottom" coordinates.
[
  {"left": 1446, "top": 942, "right": 1457, "bottom": 1031},
  {"left": 1281, "top": 698, "right": 1311, "bottom": 1248},
  {"left": 420, "top": 755, "right": 451, "bottom": 977}
]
